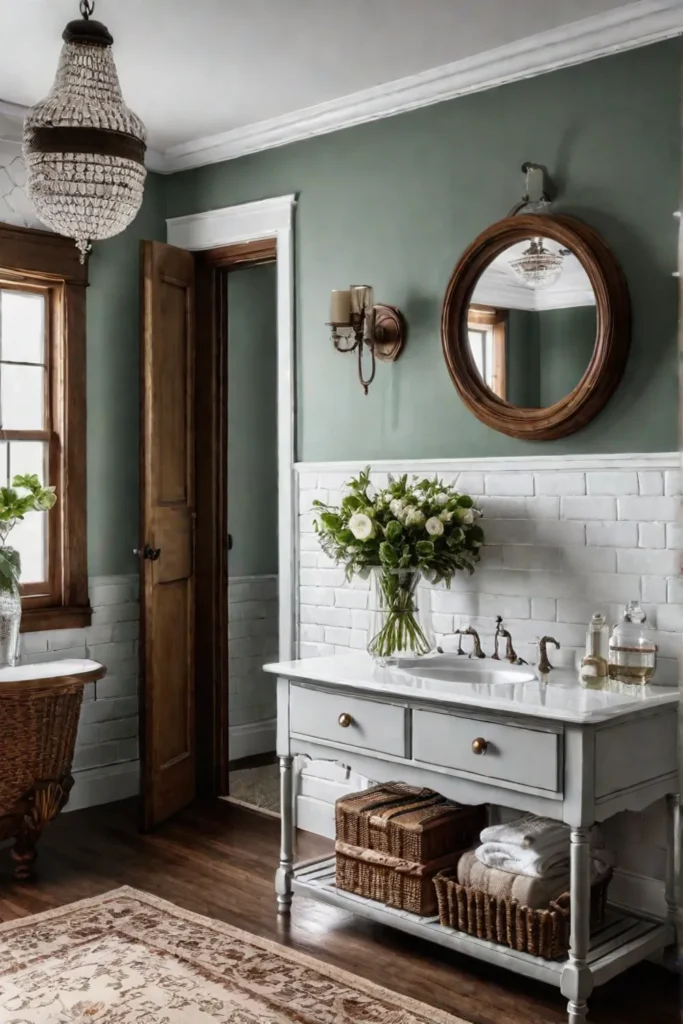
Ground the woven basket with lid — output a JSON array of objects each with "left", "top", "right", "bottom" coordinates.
[
  {"left": 335, "top": 782, "right": 486, "bottom": 863},
  {"left": 335, "top": 783, "right": 486, "bottom": 915}
]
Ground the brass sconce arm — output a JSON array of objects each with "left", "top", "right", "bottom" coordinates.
[{"left": 328, "top": 285, "right": 406, "bottom": 395}]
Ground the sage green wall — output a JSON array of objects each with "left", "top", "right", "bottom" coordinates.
[
  {"left": 86, "top": 172, "right": 166, "bottom": 576},
  {"left": 227, "top": 262, "right": 278, "bottom": 577},
  {"left": 539, "top": 306, "right": 597, "bottom": 407},
  {"left": 505, "top": 306, "right": 597, "bottom": 408},
  {"left": 166, "top": 40, "right": 681, "bottom": 461},
  {"left": 506, "top": 310, "right": 540, "bottom": 407}
]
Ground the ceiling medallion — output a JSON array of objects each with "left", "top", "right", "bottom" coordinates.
[{"left": 23, "top": 0, "right": 147, "bottom": 262}]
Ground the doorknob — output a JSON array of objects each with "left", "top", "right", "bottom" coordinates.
[{"left": 133, "top": 544, "right": 161, "bottom": 561}]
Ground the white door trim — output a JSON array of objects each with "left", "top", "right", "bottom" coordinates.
[{"left": 167, "top": 195, "right": 298, "bottom": 661}]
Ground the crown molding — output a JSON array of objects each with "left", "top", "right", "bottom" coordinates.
[
  {"left": 160, "top": 0, "right": 683, "bottom": 173},
  {"left": 2, "top": 1, "right": 681, "bottom": 175}
]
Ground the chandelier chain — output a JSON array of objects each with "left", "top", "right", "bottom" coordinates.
[{"left": 79, "top": 0, "right": 95, "bottom": 19}]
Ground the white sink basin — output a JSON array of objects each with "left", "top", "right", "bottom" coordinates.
[{"left": 398, "top": 655, "right": 537, "bottom": 686}]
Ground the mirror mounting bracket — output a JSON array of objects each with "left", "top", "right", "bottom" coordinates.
[{"left": 509, "top": 162, "right": 554, "bottom": 217}]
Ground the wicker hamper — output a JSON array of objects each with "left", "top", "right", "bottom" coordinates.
[
  {"left": 335, "top": 783, "right": 486, "bottom": 915},
  {"left": 0, "top": 676, "right": 85, "bottom": 879},
  {"left": 433, "top": 867, "right": 612, "bottom": 960}
]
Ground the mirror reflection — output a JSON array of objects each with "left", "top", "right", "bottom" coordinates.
[{"left": 468, "top": 237, "right": 596, "bottom": 409}]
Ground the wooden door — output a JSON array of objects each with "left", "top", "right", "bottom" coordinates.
[{"left": 139, "top": 241, "right": 196, "bottom": 829}]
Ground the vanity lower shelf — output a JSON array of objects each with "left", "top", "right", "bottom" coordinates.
[{"left": 292, "top": 856, "right": 673, "bottom": 988}]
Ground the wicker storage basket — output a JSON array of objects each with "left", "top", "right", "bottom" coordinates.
[
  {"left": 335, "top": 783, "right": 486, "bottom": 863},
  {"left": 336, "top": 841, "right": 464, "bottom": 915},
  {"left": 0, "top": 675, "right": 86, "bottom": 879},
  {"left": 335, "top": 783, "right": 486, "bottom": 915},
  {"left": 433, "top": 867, "right": 612, "bottom": 960}
]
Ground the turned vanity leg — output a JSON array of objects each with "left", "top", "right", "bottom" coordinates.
[
  {"left": 561, "top": 827, "right": 594, "bottom": 1024},
  {"left": 275, "top": 754, "right": 294, "bottom": 915},
  {"left": 665, "top": 793, "right": 681, "bottom": 947}
]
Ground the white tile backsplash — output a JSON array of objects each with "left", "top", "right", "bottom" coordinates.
[
  {"left": 19, "top": 573, "right": 140, "bottom": 811},
  {"left": 295, "top": 453, "right": 681, "bottom": 913}
]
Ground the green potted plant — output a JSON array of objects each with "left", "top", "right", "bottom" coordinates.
[
  {"left": 0, "top": 474, "right": 57, "bottom": 668},
  {"left": 313, "top": 468, "right": 484, "bottom": 664}
]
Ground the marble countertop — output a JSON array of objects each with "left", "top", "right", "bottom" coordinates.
[{"left": 264, "top": 652, "right": 679, "bottom": 725}]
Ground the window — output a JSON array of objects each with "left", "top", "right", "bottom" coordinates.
[
  {"left": 0, "top": 222, "right": 90, "bottom": 632},
  {"left": 467, "top": 305, "right": 507, "bottom": 400}
]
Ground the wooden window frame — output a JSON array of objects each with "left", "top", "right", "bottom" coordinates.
[
  {"left": 0, "top": 223, "right": 90, "bottom": 633},
  {"left": 467, "top": 304, "right": 507, "bottom": 400}
]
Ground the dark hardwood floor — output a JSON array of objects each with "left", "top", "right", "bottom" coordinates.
[{"left": 0, "top": 798, "right": 677, "bottom": 1024}]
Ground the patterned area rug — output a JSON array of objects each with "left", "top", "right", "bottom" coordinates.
[{"left": 0, "top": 886, "right": 469, "bottom": 1023}]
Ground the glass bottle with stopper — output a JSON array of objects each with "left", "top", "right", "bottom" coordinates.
[
  {"left": 580, "top": 611, "right": 609, "bottom": 687},
  {"left": 608, "top": 602, "right": 657, "bottom": 684}
]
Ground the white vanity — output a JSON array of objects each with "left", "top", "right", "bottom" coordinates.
[{"left": 265, "top": 651, "right": 679, "bottom": 1024}]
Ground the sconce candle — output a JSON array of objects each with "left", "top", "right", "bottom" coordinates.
[
  {"left": 327, "top": 282, "right": 407, "bottom": 395},
  {"left": 329, "top": 289, "right": 352, "bottom": 325},
  {"left": 350, "top": 284, "right": 373, "bottom": 316}
]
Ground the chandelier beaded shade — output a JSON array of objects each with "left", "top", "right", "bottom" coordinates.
[{"left": 23, "top": 0, "right": 147, "bottom": 261}]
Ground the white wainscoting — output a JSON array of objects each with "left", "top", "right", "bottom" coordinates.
[
  {"left": 295, "top": 453, "right": 681, "bottom": 917},
  {"left": 228, "top": 574, "right": 279, "bottom": 760}
]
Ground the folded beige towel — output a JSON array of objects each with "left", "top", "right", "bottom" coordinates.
[{"left": 457, "top": 849, "right": 569, "bottom": 909}]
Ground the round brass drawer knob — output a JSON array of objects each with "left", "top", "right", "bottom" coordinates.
[
  {"left": 338, "top": 712, "right": 353, "bottom": 728},
  {"left": 472, "top": 737, "right": 488, "bottom": 755}
]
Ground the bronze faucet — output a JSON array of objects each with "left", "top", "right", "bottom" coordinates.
[
  {"left": 492, "top": 616, "right": 528, "bottom": 665},
  {"left": 538, "top": 636, "right": 560, "bottom": 674},
  {"left": 454, "top": 627, "right": 486, "bottom": 659}
]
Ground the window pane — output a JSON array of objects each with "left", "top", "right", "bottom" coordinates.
[
  {"left": 484, "top": 330, "right": 494, "bottom": 389},
  {"left": 1, "top": 290, "right": 45, "bottom": 364},
  {"left": 468, "top": 329, "right": 485, "bottom": 378},
  {"left": 1, "top": 364, "right": 45, "bottom": 429},
  {"left": 11, "top": 511, "right": 46, "bottom": 584},
  {"left": 9, "top": 440, "right": 47, "bottom": 484}
]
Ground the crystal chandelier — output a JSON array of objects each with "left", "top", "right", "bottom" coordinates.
[
  {"left": 509, "top": 237, "right": 564, "bottom": 289},
  {"left": 23, "top": 0, "right": 147, "bottom": 262}
]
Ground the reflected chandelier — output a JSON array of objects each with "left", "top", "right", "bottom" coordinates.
[
  {"left": 23, "top": 0, "right": 147, "bottom": 261},
  {"left": 509, "top": 237, "right": 565, "bottom": 289}
]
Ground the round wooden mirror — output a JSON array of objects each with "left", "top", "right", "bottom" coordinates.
[{"left": 441, "top": 214, "right": 630, "bottom": 440}]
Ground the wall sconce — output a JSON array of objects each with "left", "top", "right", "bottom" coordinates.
[{"left": 327, "top": 285, "right": 406, "bottom": 394}]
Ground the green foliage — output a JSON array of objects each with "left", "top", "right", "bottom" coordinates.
[
  {"left": 312, "top": 466, "right": 484, "bottom": 586},
  {"left": 0, "top": 474, "right": 58, "bottom": 590}
]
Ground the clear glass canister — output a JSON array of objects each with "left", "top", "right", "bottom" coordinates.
[{"left": 608, "top": 601, "right": 657, "bottom": 684}]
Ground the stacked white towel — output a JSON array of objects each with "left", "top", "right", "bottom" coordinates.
[{"left": 474, "top": 814, "right": 614, "bottom": 882}]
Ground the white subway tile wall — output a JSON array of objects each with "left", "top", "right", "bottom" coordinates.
[
  {"left": 228, "top": 575, "right": 278, "bottom": 729},
  {"left": 296, "top": 456, "right": 681, "bottom": 910},
  {"left": 18, "top": 574, "right": 140, "bottom": 811},
  {"left": 298, "top": 458, "right": 682, "bottom": 681}
]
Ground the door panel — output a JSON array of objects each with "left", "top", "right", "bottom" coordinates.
[{"left": 140, "top": 240, "right": 196, "bottom": 829}]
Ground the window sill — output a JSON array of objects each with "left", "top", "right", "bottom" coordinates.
[{"left": 20, "top": 605, "right": 93, "bottom": 634}]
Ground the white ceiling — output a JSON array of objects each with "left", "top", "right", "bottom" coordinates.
[
  {"left": 0, "top": 0, "right": 656, "bottom": 150},
  {"left": 0, "top": 0, "right": 681, "bottom": 171}
]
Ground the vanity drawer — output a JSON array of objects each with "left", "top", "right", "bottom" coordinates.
[
  {"left": 290, "top": 685, "right": 407, "bottom": 757},
  {"left": 413, "top": 710, "right": 561, "bottom": 792}
]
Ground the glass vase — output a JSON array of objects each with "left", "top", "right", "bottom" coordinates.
[
  {"left": 0, "top": 578, "right": 21, "bottom": 668},
  {"left": 367, "top": 567, "right": 434, "bottom": 665}
]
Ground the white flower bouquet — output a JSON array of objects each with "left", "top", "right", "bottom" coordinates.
[{"left": 313, "top": 468, "right": 484, "bottom": 661}]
